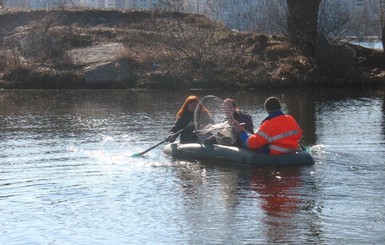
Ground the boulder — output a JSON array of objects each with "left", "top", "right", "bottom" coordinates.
[
  {"left": 67, "top": 42, "right": 125, "bottom": 65},
  {"left": 84, "top": 58, "right": 136, "bottom": 87},
  {"left": 315, "top": 34, "right": 356, "bottom": 65}
]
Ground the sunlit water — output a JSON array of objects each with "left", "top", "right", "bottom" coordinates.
[
  {"left": 354, "top": 41, "right": 383, "bottom": 51},
  {"left": 0, "top": 89, "right": 384, "bottom": 244}
]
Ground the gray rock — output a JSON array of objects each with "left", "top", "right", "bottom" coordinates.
[
  {"left": 84, "top": 58, "right": 134, "bottom": 86},
  {"left": 315, "top": 35, "right": 356, "bottom": 65}
]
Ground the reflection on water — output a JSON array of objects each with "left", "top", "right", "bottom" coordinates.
[
  {"left": 354, "top": 41, "right": 383, "bottom": 51},
  {"left": 250, "top": 168, "right": 301, "bottom": 217},
  {"left": 0, "top": 88, "right": 384, "bottom": 244},
  {"left": 242, "top": 167, "right": 321, "bottom": 244}
]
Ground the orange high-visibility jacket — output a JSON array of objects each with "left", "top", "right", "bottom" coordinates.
[{"left": 246, "top": 114, "right": 302, "bottom": 155}]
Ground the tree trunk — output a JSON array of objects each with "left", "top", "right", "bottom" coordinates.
[
  {"left": 287, "top": 0, "right": 322, "bottom": 56},
  {"left": 382, "top": 25, "right": 385, "bottom": 54}
]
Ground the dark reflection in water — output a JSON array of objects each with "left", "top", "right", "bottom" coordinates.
[
  {"left": 1, "top": 88, "right": 384, "bottom": 149},
  {"left": 382, "top": 93, "right": 385, "bottom": 141}
]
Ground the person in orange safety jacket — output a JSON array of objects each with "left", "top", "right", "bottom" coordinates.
[{"left": 234, "top": 97, "right": 302, "bottom": 155}]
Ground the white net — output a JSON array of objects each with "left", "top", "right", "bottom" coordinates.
[{"left": 194, "top": 95, "right": 236, "bottom": 145}]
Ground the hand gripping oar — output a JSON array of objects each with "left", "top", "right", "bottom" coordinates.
[{"left": 131, "top": 127, "right": 186, "bottom": 157}]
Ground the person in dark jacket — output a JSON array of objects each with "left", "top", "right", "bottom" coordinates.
[
  {"left": 167, "top": 95, "right": 199, "bottom": 144},
  {"left": 224, "top": 98, "right": 254, "bottom": 148}
]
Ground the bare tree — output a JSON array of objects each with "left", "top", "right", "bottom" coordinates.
[
  {"left": 318, "top": 0, "right": 351, "bottom": 44},
  {"left": 57, "top": 0, "right": 77, "bottom": 10},
  {"left": 258, "top": 0, "right": 287, "bottom": 34},
  {"left": 381, "top": 23, "right": 385, "bottom": 53},
  {"left": 286, "top": 0, "right": 322, "bottom": 56},
  {"left": 368, "top": 0, "right": 385, "bottom": 52},
  {"left": 157, "top": 0, "right": 186, "bottom": 12},
  {"left": 223, "top": 0, "right": 287, "bottom": 34},
  {"left": 201, "top": 0, "right": 231, "bottom": 21}
]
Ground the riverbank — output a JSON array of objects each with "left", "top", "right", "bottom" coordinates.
[{"left": 0, "top": 9, "right": 384, "bottom": 89}]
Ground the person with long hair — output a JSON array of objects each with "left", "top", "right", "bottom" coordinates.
[{"left": 167, "top": 95, "right": 199, "bottom": 144}]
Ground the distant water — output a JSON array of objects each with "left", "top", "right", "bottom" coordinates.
[{"left": 354, "top": 41, "right": 383, "bottom": 51}]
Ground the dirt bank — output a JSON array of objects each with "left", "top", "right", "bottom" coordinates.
[{"left": 0, "top": 9, "right": 384, "bottom": 89}]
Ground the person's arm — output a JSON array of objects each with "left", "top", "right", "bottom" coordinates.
[
  {"left": 237, "top": 119, "right": 268, "bottom": 150},
  {"left": 239, "top": 130, "right": 252, "bottom": 148},
  {"left": 234, "top": 120, "right": 252, "bottom": 148},
  {"left": 170, "top": 118, "right": 184, "bottom": 133},
  {"left": 245, "top": 129, "right": 268, "bottom": 150},
  {"left": 244, "top": 115, "right": 254, "bottom": 134},
  {"left": 168, "top": 117, "right": 186, "bottom": 142}
]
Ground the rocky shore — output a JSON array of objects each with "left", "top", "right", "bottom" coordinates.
[{"left": 0, "top": 9, "right": 384, "bottom": 90}]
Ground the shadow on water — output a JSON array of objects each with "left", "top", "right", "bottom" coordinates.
[{"left": 280, "top": 87, "right": 385, "bottom": 148}]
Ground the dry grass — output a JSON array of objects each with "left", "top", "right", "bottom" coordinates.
[
  {"left": 0, "top": 9, "right": 382, "bottom": 89},
  {"left": 265, "top": 43, "right": 295, "bottom": 60}
]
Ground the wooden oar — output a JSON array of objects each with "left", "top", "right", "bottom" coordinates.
[{"left": 131, "top": 127, "right": 187, "bottom": 157}]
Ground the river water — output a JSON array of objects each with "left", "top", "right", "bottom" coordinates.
[
  {"left": 354, "top": 41, "right": 383, "bottom": 51},
  {"left": 0, "top": 88, "right": 384, "bottom": 244}
]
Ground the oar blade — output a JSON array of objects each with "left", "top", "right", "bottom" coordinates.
[
  {"left": 130, "top": 152, "right": 144, "bottom": 157},
  {"left": 130, "top": 127, "right": 186, "bottom": 157}
]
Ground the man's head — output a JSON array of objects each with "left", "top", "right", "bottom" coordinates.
[{"left": 264, "top": 97, "right": 281, "bottom": 114}]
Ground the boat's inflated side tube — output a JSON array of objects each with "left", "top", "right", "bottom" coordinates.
[{"left": 163, "top": 143, "right": 314, "bottom": 166}]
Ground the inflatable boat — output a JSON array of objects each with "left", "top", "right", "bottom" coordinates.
[{"left": 163, "top": 143, "right": 314, "bottom": 167}]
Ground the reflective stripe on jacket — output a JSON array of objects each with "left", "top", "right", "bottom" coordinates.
[{"left": 246, "top": 113, "right": 302, "bottom": 155}]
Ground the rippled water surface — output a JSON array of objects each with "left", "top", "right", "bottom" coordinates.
[{"left": 0, "top": 89, "right": 384, "bottom": 244}]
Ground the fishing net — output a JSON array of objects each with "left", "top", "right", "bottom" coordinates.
[{"left": 194, "top": 95, "right": 236, "bottom": 146}]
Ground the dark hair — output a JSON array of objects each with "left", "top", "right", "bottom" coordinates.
[{"left": 264, "top": 97, "right": 281, "bottom": 113}]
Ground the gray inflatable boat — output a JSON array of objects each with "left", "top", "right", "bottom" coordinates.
[{"left": 164, "top": 143, "right": 314, "bottom": 167}]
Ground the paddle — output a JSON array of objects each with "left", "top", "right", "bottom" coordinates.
[
  {"left": 131, "top": 127, "right": 187, "bottom": 157},
  {"left": 299, "top": 142, "right": 310, "bottom": 151}
]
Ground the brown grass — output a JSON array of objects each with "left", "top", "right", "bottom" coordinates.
[
  {"left": 264, "top": 43, "right": 295, "bottom": 60},
  {"left": 0, "top": 9, "right": 382, "bottom": 89}
]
